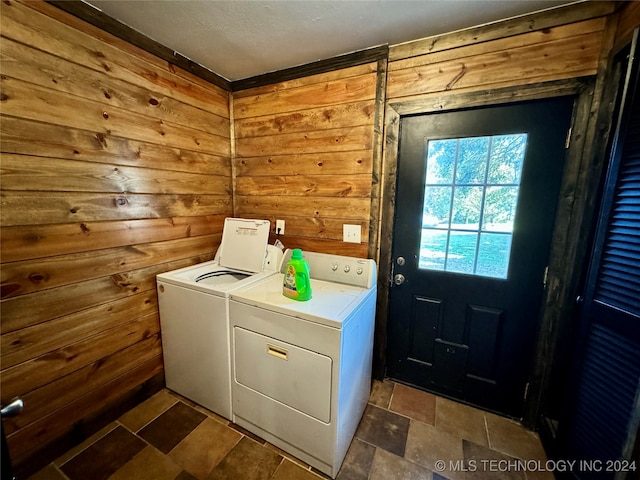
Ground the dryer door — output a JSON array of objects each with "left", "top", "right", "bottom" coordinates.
[{"left": 234, "top": 327, "right": 332, "bottom": 423}]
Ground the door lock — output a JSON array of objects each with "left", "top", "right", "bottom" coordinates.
[
  {"left": 396, "top": 257, "right": 406, "bottom": 266},
  {"left": 394, "top": 274, "right": 406, "bottom": 286}
]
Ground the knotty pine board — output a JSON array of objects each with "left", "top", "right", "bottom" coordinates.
[
  {"left": 8, "top": 355, "right": 164, "bottom": 464},
  {"left": 4, "top": 334, "right": 162, "bottom": 436},
  {"left": 0, "top": 255, "right": 211, "bottom": 335},
  {"left": 1, "top": 77, "right": 230, "bottom": 156},
  {"left": 236, "top": 151, "right": 373, "bottom": 176},
  {"left": 3, "top": 0, "right": 229, "bottom": 118},
  {"left": 2, "top": 314, "right": 160, "bottom": 402},
  {"left": 234, "top": 74, "right": 377, "bottom": 119},
  {"left": 1, "top": 234, "right": 220, "bottom": 299},
  {"left": 0, "top": 192, "right": 232, "bottom": 226},
  {"left": 234, "top": 195, "right": 371, "bottom": 222},
  {"left": 233, "top": 63, "right": 377, "bottom": 98},
  {"left": 262, "top": 215, "right": 370, "bottom": 244},
  {"left": 1, "top": 155, "right": 231, "bottom": 195},
  {"left": 389, "top": 1, "right": 614, "bottom": 61},
  {"left": 1, "top": 291, "right": 158, "bottom": 369},
  {"left": 0, "top": 215, "right": 225, "bottom": 263},
  {"left": 389, "top": 18, "right": 606, "bottom": 70},
  {"left": 235, "top": 174, "right": 372, "bottom": 198},
  {"left": 1, "top": 37, "right": 227, "bottom": 136},
  {"left": 234, "top": 100, "right": 375, "bottom": 139},
  {"left": 387, "top": 30, "right": 603, "bottom": 99},
  {"left": 235, "top": 125, "right": 373, "bottom": 157},
  {"left": 1, "top": 116, "right": 231, "bottom": 176}
]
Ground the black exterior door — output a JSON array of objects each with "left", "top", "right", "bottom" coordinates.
[{"left": 387, "top": 98, "right": 574, "bottom": 418}]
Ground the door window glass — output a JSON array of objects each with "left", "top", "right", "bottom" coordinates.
[{"left": 419, "top": 134, "right": 527, "bottom": 279}]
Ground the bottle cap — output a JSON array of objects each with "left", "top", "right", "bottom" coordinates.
[{"left": 291, "top": 248, "right": 303, "bottom": 259}]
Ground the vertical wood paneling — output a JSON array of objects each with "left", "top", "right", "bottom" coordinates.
[
  {"left": 0, "top": 0, "right": 231, "bottom": 469},
  {"left": 234, "top": 64, "right": 380, "bottom": 256}
]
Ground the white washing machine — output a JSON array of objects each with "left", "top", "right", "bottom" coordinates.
[
  {"left": 156, "top": 218, "right": 282, "bottom": 420},
  {"left": 229, "top": 249, "right": 377, "bottom": 478}
]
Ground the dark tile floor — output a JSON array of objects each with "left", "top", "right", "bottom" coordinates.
[{"left": 28, "top": 380, "right": 554, "bottom": 480}]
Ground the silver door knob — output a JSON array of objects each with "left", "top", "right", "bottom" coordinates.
[
  {"left": 394, "top": 274, "right": 406, "bottom": 285},
  {"left": 1, "top": 398, "right": 23, "bottom": 417}
]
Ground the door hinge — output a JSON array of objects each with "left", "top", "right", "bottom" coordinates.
[
  {"left": 565, "top": 127, "right": 572, "bottom": 149},
  {"left": 543, "top": 266, "right": 549, "bottom": 288}
]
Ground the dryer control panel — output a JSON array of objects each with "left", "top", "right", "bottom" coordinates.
[{"left": 280, "top": 249, "right": 376, "bottom": 289}]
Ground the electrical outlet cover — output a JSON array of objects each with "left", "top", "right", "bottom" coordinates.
[{"left": 343, "top": 224, "right": 361, "bottom": 243}]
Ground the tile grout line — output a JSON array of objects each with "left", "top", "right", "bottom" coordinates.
[
  {"left": 387, "top": 381, "right": 396, "bottom": 410},
  {"left": 268, "top": 456, "right": 286, "bottom": 480},
  {"left": 53, "top": 422, "right": 120, "bottom": 469},
  {"left": 360, "top": 392, "right": 436, "bottom": 479},
  {"left": 128, "top": 395, "right": 180, "bottom": 434},
  {"left": 369, "top": 394, "right": 435, "bottom": 428},
  {"left": 52, "top": 462, "right": 71, "bottom": 480},
  {"left": 115, "top": 419, "right": 160, "bottom": 457},
  {"left": 483, "top": 414, "right": 491, "bottom": 449}
]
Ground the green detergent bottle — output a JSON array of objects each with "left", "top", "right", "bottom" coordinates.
[{"left": 283, "top": 249, "right": 312, "bottom": 301}]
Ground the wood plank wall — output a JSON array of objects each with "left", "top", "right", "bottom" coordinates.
[
  {"left": 233, "top": 64, "right": 380, "bottom": 258},
  {"left": 387, "top": 6, "right": 611, "bottom": 102},
  {"left": 0, "top": 0, "right": 232, "bottom": 466},
  {"left": 615, "top": 0, "right": 640, "bottom": 51}
]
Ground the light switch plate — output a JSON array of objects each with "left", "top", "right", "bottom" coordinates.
[{"left": 343, "top": 224, "right": 361, "bottom": 243}]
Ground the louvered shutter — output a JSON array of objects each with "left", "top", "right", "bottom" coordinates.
[
  {"left": 593, "top": 114, "right": 640, "bottom": 314},
  {"left": 564, "top": 31, "right": 640, "bottom": 480}
]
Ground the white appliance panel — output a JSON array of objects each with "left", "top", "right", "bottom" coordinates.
[
  {"left": 230, "top": 274, "right": 369, "bottom": 328},
  {"left": 233, "top": 383, "right": 334, "bottom": 468},
  {"left": 218, "top": 218, "right": 270, "bottom": 273},
  {"left": 279, "top": 249, "right": 376, "bottom": 288},
  {"left": 158, "top": 282, "right": 231, "bottom": 417},
  {"left": 229, "top": 301, "right": 341, "bottom": 356},
  {"left": 335, "top": 294, "right": 376, "bottom": 462},
  {"left": 234, "top": 327, "right": 332, "bottom": 423}
]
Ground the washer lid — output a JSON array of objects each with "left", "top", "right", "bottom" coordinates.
[{"left": 219, "top": 218, "right": 270, "bottom": 273}]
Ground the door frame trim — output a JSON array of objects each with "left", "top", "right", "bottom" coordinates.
[{"left": 374, "top": 76, "right": 613, "bottom": 425}]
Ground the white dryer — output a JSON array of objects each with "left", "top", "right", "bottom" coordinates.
[
  {"left": 156, "top": 218, "right": 282, "bottom": 420},
  {"left": 229, "top": 249, "right": 377, "bottom": 478}
]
